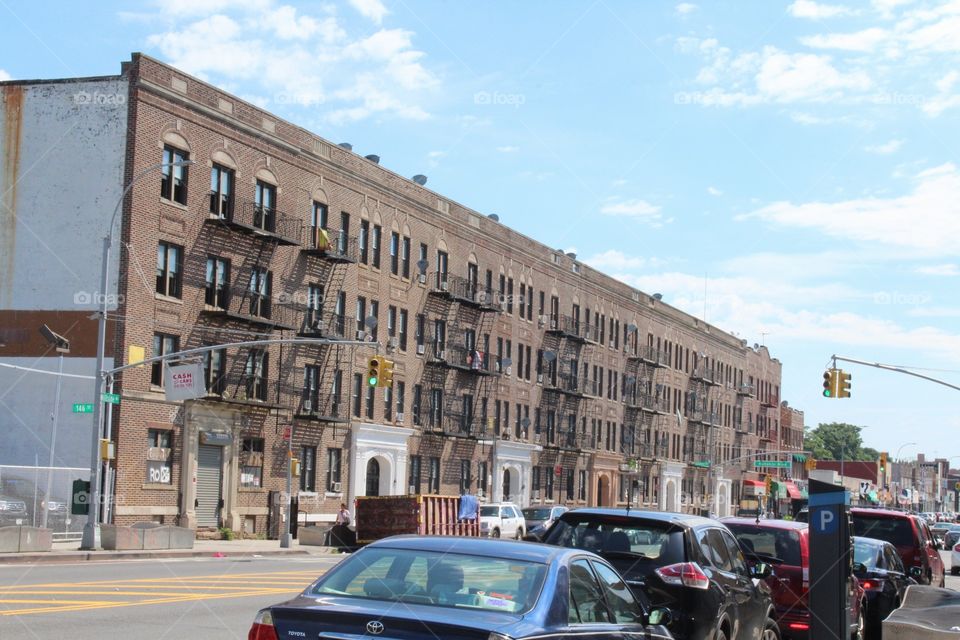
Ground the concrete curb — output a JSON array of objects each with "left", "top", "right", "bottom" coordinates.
[{"left": 0, "top": 546, "right": 343, "bottom": 565}]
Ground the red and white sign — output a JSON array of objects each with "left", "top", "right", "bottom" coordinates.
[
  {"left": 282, "top": 426, "right": 292, "bottom": 441},
  {"left": 163, "top": 362, "right": 207, "bottom": 401},
  {"left": 554, "top": 464, "right": 563, "bottom": 477}
]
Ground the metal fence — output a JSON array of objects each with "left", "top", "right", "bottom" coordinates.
[{"left": 0, "top": 464, "right": 90, "bottom": 539}]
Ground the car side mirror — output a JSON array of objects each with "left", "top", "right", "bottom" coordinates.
[
  {"left": 647, "top": 608, "right": 673, "bottom": 627},
  {"left": 852, "top": 562, "right": 867, "bottom": 574},
  {"left": 909, "top": 566, "right": 922, "bottom": 579},
  {"left": 750, "top": 563, "right": 773, "bottom": 579}
]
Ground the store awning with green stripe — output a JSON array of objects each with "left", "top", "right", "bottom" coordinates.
[{"left": 793, "top": 454, "right": 807, "bottom": 462}]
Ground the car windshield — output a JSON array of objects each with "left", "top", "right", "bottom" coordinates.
[
  {"left": 725, "top": 524, "right": 802, "bottom": 566},
  {"left": 542, "top": 515, "right": 684, "bottom": 575},
  {"left": 523, "top": 508, "right": 552, "bottom": 520},
  {"left": 851, "top": 516, "right": 915, "bottom": 548},
  {"left": 853, "top": 540, "right": 881, "bottom": 569},
  {"left": 311, "top": 547, "right": 547, "bottom": 615},
  {"left": 479, "top": 506, "right": 499, "bottom": 517}
]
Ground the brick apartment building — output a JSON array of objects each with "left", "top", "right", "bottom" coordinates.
[{"left": 1, "top": 54, "right": 803, "bottom": 535}]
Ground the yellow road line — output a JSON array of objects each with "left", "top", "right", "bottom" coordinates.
[
  {"left": 0, "top": 599, "right": 120, "bottom": 605},
  {"left": 0, "top": 589, "right": 296, "bottom": 597},
  {"left": 11, "top": 584, "right": 306, "bottom": 592},
  {"left": 0, "top": 571, "right": 323, "bottom": 591}
]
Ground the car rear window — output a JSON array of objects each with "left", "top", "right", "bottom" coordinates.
[
  {"left": 480, "top": 506, "right": 499, "bottom": 517},
  {"left": 853, "top": 540, "right": 882, "bottom": 569},
  {"left": 542, "top": 515, "right": 685, "bottom": 568},
  {"left": 523, "top": 508, "right": 552, "bottom": 520},
  {"left": 851, "top": 515, "right": 915, "bottom": 547},
  {"left": 724, "top": 524, "right": 802, "bottom": 566}
]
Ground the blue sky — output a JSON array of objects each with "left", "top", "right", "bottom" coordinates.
[{"left": 3, "top": 0, "right": 960, "bottom": 463}]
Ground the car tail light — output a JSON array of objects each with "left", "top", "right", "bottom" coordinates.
[
  {"left": 788, "top": 623, "right": 810, "bottom": 631},
  {"left": 860, "top": 580, "right": 880, "bottom": 590},
  {"left": 656, "top": 562, "right": 710, "bottom": 590},
  {"left": 248, "top": 609, "right": 278, "bottom": 640}
]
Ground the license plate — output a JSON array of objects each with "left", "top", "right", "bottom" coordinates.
[{"left": 15, "top": 519, "right": 23, "bottom": 525}]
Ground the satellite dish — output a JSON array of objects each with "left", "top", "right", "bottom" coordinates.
[
  {"left": 416, "top": 259, "right": 429, "bottom": 274},
  {"left": 488, "top": 214, "right": 499, "bottom": 221},
  {"left": 338, "top": 142, "right": 353, "bottom": 150},
  {"left": 521, "top": 417, "right": 531, "bottom": 428},
  {"left": 500, "top": 357, "right": 512, "bottom": 367},
  {"left": 566, "top": 252, "right": 577, "bottom": 260},
  {"left": 653, "top": 293, "right": 663, "bottom": 301},
  {"left": 364, "top": 315, "right": 378, "bottom": 329},
  {"left": 626, "top": 323, "right": 637, "bottom": 333},
  {"left": 364, "top": 154, "right": 380, "bottom": 164},
  {"left": 412, "top": 174, "right": 428, "bottom": 186},
  {"left": 542, "top": 351, "right": 557, "bottom": 362},
  {"left": 625, "top": 375, "right": 636, "bottom": 384}
]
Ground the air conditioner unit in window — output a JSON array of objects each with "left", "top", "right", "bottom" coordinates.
[
  {"left": 396, "top": 412, "right": 404, "bottom": 423},
  {"left": 356, "top": 330, "right": 366, "bottom": 340},
  {"left": 477, "top": 488, "right": 484, "bottom": 499},
  {"left": 534, "top": 434, "right": 542, "bottom": 444},
  {"left": 609, "top": 340, "right": 616, "bottom": 348},
  {"left": 474, "top": 291, "right": 488, "bottom": 304},
  {"left": 536, "top": 373, "right": 543, "bottom": 384},
  {"left": 538, "top": 315, "right": 548, "bottom": 327},
  {"left": 408, "top": 485, "right": 416, "bottom": 495},
  {"left": 533, "top": 490, "right": 540, "bottom": 500},
  {"left": 416, "top": 343, "right": 425, "bottom": 355},
  {"left": 387, "top": 336, "right": 399, "bottom": 349},
  {"left": 437, "top": 350, "right": 446, "bottom": 361},
  {"left": 501, "top": 431, "right": 511, "bottom": 441},
  {"left": 332, "top": 482, "right": 342, "bottom": 493},
  {"left": 439, "top": 280, "right": 449, "bottom": 292},
  {"left": 418, "top": 273, "right": 427, "bottom": 284},
  {"left": 505, "top": 366, "right": 512, "bottom": 376}
]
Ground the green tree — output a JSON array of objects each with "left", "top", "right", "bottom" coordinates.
[{"left": 803, "top": 422, "right": 875, "bottom": 461}]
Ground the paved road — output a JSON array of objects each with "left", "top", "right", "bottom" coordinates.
[
  {"left": 0, "top": 555, "right": 342, "bottom": 640},
  {"left": 941, "top": 549, "right": 958, "bottom": 590}
]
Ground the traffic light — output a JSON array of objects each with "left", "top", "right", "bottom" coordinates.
[
  {"left": 367, "top": 357, "right": 382, "bottom": 387},
  {"left": 837, "top": 370, "right": 852, "bottom": 398},
  {"left": 822, "top": 368, "right": 839, "bottom": 397},
  {"left": 879, "top": 451, "right": 888, "bottom": 475},
  {"left": 765, "top": 475, "right": 773, "bottom": 496},
  {"left": 379, "top": 358, "right": 395, "bottom": 388},
  {"left": 805, "top": 457, "right": 817, "bottom": 472}
]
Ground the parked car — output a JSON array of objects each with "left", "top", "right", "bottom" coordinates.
[
  {"left": 929, "top": 522, "right": 960, "bottom": 547},
  {"left": 247, "top": 536, "right": 676, "bottom": 640},
  {"left": 944, "top": 529, "right": 960, "bottom": 552},
  {"left": 951, "top": 534, "right": 960, "bottom": 576},
  {"left": 0, "top": 476, "right": 70, "bottom": 530},
  {"left": 0, "top": 494, "right": 29, "bottom": 527},
  {"left": 723, "top": 517, "right": 865, "bottom": 640},
  {"left": 850, "top": 507, "right": 945, "bottom": 588},
  {"left": 794, "top": 508, "right": 808, "bottom": 523},
  {"left": 919, "top": 512, "right": 936, "bottom": 525},
  {"left": 851, "top": 536, "right": 915, "bottom": 639},
  {"left": 538, "top": 508, "right": 780, "bottom": 640},
  {"left": 478, "top": 502, "right": 525, "bottom": 539},
  {"left": 522, "top": 505, "right": 568, "bottom": 539}
]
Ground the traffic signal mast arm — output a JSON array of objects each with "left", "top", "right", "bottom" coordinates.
[{"left": 830, "top": 355, "right": 960, "bottom": 393}]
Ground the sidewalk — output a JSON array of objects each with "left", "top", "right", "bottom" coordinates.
[{"left": 0, "top": 538, "right": 343, "bottom": 564}]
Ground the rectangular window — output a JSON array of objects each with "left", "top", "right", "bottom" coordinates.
[
  {"left": 239, "top": 437, "right": 264, "bottom": 488},
  {"left": 478, "top": 461, "right": 488, "bottom": 495},
  {"left": 254, "top": 180, "right": 276, "bottom": 232},
  {"left": 356, "top": 296, "right": 366, "bottom": 334},
  {"left": 151, "top": 333, "right": 179, "bottom": 387},
  {"left": 398, "top": 309, "right": 408, "bottom": 351},
  {"left": 339, "top": 212, "right": 350, "bottom": 254},
  {"left": 428, "top": 457, "right": 441, "bottom": 493},
  {"left": 519, "top": 283, "right": 526, "bottom": 318},
  {"left": 352, "top": 373, "right": 363, "bottom": 417},
  {"left": 408, "top": 455, "right": 422, "bottom": 494},
  {"left": 412, "top": 384, "right": 423, "bottom": 426},
  {"left": 579, "top": 470, "right": 587, "bottom": 500},
  {"left": 146, "top": 429, "right": 173, "bottom": 484},
  {"left": 300, "top": 446, "right": 316, "bottom": 492},
  {"left": 310, "top": 201, "right": 328, "bottom": 248},
  {"left": 372, "top": 225, "right": 382, "bottom": 269},
  {"left": 419, "top": 243, "right": 428, "bottom": 280},
  {"left": 248, "top": 267, "right": 272, "bottom": 319},
  {"left": 302, "top": 365, "right": 320, "bottom": 413},
  {"left": 359, "top": 220, "right": 369, "bottom": 264},
  {"left": 306, "top": 283, "right": 323, "bottom": 328},
  {"left": 365, "top": 384, "right": 375, "bottom": 419},
  {"left": 430, "top": 388, "right": 443, "bottom": 428},
  {"left": 161, "top": 145, "right": 189, "bottom": 205},
  {"left": 370, "top": 300, "right": 380, "bottom": 340},
  {"left": 527, "top": 286, "right": 534, "bottom": 321},
  {"left": 507, "top": 278, "right": 514, "bottom": 313},
  {"left": 156, "top": 242, "right": 183, "bottom": 298},
  {"left": 396, "top": 381, "right": 405, "bottom": 420},
  {"left": 205, "top": 256, "right": 230, "bottom": 309},
  {"left": 326, "top": 448, "right": 342, "bottom": 492},
  {"left": 202, "top": 347, "right": 226, "bottom": 396},
  {"left": 209, "top": 163, "right": 233, "bottom": 218},
  {"left": 566, "top": 468, "right": 575, "bottom": 501},
  {"left": 390, "top": 231, "right": 400, "bottom": 275},
  {"left": 387, "top": 305, "right": 397, "bottom": 339},
  {"left": 244, "top": 349, "right": 268, "bottom": 401},
  {"left": 401, "top": 236, "right": 411, "bottom": 278},
  {"left": 460, "top": 459, "right": 471, "bottom": 494},
  {"left": 544, "top": 467, "right": 554, "bottom": 500}
]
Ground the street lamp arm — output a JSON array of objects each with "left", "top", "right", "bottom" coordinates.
[{"left": 831, "top": 355, "right": 960, "bottom": 393}]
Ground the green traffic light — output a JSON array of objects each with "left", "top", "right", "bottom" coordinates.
[
  {"left": 368, "top": 376, "right": 378, "bottom": 386},
  {"left": 822, "top": 389, "right": 832, "bottom": 397}
]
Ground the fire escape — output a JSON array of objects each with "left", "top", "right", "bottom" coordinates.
[
  {"left": 685, "top": 355, "right": 721, "bottom": 510},
  {"left": 733, "top": 380, "right": 755, "bottom": 472},
  {"left": 420, "top": 271, "right": 500, "bottom": 440},
  {"left": 622, "top": 342, "right": 671, "bottom": 464},
  {"left": 191, "top": 189, "right": 301, "bottom": 410}
]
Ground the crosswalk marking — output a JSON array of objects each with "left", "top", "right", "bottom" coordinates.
[{"left": 0, "top": 568, "right": 327, "bottom": 617}]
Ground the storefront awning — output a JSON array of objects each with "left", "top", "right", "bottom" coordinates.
[
  {"left": 783, "top": 480, "right": 802, "bottom": 500},
  {"left": 743, "top": 480, "right": 764, "bottom": 487},
  {"left": 793, "top": 454, "right": 807, "bottom": 462}
]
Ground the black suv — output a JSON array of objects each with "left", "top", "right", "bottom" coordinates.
[{"left": 539, "top": 508, "right": 780, "bottom": 640}]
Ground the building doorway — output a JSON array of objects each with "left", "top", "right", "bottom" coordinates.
[
  {"left": 365, "top": 458, "right": 381, "bottom": 496},
  {"left": 196, "top": 445, "right": 223, "bottom": 527},
  {"left": 502, "top": 468, "right": 511, "bottom": 502},
  {"left": 597, "top": 475, "right": 610, "bottom": 507}
]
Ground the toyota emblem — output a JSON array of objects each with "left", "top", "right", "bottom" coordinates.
[{"left": 366, "top": 620, "right": 384, "bottom": 635}]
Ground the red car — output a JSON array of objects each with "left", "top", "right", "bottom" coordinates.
[
  {"left": 850, "top": 507, "right": 946, "bottom": 588},
  {"left": 723, "top": 518, "right": 866, "bottom": 640}
]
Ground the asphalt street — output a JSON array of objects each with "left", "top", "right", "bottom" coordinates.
[{"left": 0, "top": 554, "right": 342, "bottom": 640}]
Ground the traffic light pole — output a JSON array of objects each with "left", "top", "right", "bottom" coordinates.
[{"left": 830, "top": 355, "right": 960, "bottom": 393}]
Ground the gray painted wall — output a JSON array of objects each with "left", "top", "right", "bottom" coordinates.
[{"left": 0, "top": 76, "right": 128, "bottom": 310}]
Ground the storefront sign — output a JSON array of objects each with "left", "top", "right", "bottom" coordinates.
[
  {"left": 200, "top": 431, "right": 233, "bottom": 446},
  {"left": 164, "top": 362, "right": 207, "bottom": 401}
]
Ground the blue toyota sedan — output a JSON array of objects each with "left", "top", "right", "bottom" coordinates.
[{"left": 248, "top": 536, "right": 674, "bottom": 639}]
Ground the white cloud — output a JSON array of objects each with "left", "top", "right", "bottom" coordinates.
[
  {"left": 0, "top": 69, "right": 11, "bottom": 81},
  {"left": 496, "top": 145, "right": 520, "bottom": 153},
  {"left": 924, "top": 71, "right": 960, "bottom": 116},
  {"left": 583, "top": 250, "right": 663, "bottom": 271},
  {"left": 740, "top": 163, "right": 960, "bottom": 255},
  {"left": 914, "top": 263, "right": 960, "bottom": 276},
  {"left": 788, "top": 0, "right": 857, "bottom": 19},
  {"left": 600, "top": 199, "right": 668, "bottom": 226},
  {"left": 873, "top": 0, "right": 915, "bottom": 19},
  {"left": 676, "top": 3, "right": 697, "bottom": 15},
  {"left": 349, "top": 0, "right": 388, "bottom": 24},
  {"left": 427, "top": 150, "right": 446, "bottom": 158},
  {"left": 707, "top": 186, "right": 723, "bottom": 196},
  {"left": 159, "top": 0, "right": 271, "bottom": 17},
  {"left": 800, "top": 28, "right": 889, "bottom": 52},
  {"left": 612, "top": 178, "right": 628, "bottom": 187},
  {"left": 865, "top": 139, "right": 903, "bottom": 154},
  {"left": 146, "top": 5, "right": 438, "bottom": 123}
]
